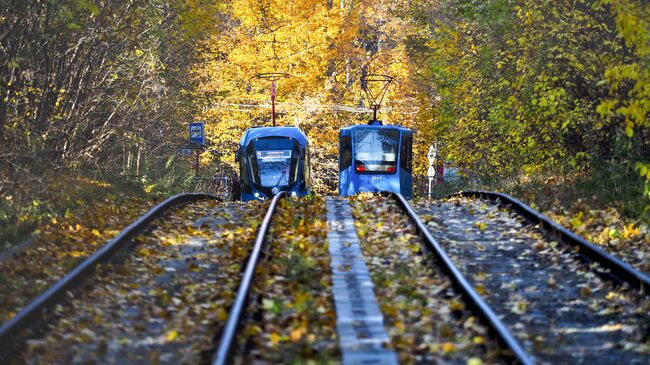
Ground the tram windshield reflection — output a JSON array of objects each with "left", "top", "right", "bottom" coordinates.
[
  {"left": 247, "top": 138, "right": 298, "bottom": 188},
  {"left": 353, "top": 129, "right": 399, "bottom": 173},
  {"left": 256, "top": 150, "right": 292, "bottom": 187}
]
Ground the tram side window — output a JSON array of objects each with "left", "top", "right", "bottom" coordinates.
[
  {"left": 247, "top": 153, "right": 259, "bottom": 185},
  {"left": 292, "top": 144, "right": 300, "bottom": 184},
  {"left": 239, "top": 150, "right": 252, "bottom": 194},
  {"left": 353, "top": 129, "right": 399, "bottom": 174},
  {"left": 400, "top": 134, "right": 413, "bottom": 172},
  {"left": 339, "top": 135, "right": 352, "bottom": 172},
  {"left": 304, "top": 146, "right": 311, "bottom": 187}
]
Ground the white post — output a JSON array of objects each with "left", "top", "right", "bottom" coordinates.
[{"left": 427, "top": 145, "right": 437, "bottom": 199}]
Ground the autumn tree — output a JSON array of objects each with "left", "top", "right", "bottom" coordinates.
[
  {"left": 0, "top": 0, "right": 222, "bottom": 229},
  {"left": 192, "top": 0, "right": 419, "bottom": 192},
  {"left": 405, "top": 0, "right": 649, "bottom": 207}
]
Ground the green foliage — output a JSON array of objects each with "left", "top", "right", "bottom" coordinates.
[{"left": 407, "top": 0, "right": 649, "bottom": 208}]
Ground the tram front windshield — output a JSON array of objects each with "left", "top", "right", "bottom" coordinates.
[
  {"left": 249, "top": 138, "right": 298, "bottom": 188},
  {"left": 354, "top": 129, "right": 400, "bottom": 173}
]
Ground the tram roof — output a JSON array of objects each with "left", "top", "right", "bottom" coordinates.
[
  {"left": 240, "top": 126, "right": 309, "bottom": 147},
  {"left": 340, "top": 124, "right": 412, "bottom": 135}
]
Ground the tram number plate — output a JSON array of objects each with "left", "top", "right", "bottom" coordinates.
[{"left": 371, "top": 175, "right": 382, "bottom": 187}]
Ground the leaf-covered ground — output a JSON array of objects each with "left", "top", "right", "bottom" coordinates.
[
  {"left": 17, "top": 199, "right": 265, "bottom": 364},
  {"left": 414, "top": 196, "right": 650, "bottom": 364},
  {"left": 0, "top": 194, "right": 154, "bottom": 323},
  {"left": 543, "top": 206, "right": 649, "bottom": 273},
  {"left": 350, "top": 194, "right": 503, "bottom": 364},
  {"left": 507, "top": 179, "right": 649, "bottom": 273},
  {"left": 236, "top": 196, "right": 339, "bottom": 364}
]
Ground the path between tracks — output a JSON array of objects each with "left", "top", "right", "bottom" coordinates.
[{"left": 326, "top": 197, "right": 398, "bottom": 364}]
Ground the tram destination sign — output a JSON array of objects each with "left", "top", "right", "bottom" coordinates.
[{"left": 257, "top": 150, "right": 291, "bottom": 160}]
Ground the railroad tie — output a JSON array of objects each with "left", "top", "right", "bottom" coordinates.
[{"left": 326, "top": 197, "right": 398, "bottom": 365}]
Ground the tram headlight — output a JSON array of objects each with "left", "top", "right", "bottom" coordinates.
[
  {"left": 254, "top": 192, "right": 260, "bottom": 198},
  {"left": 291, "top": 192, "right": 297, "bottom": 197}
]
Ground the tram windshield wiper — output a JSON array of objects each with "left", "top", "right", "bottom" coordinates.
[{"left": 271, "top": 167, "right": 289, "bottom": 194}]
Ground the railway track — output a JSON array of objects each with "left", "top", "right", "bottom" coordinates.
[
  {"left": 412, "top": 192, "right": 650, "bottom": 364},
  {"left": 212, "top": 194, "right": 339, "bottom": 364},
  {"left": 211, "top": 191, "right": 288, "bottom": 364},
  {"left": 350, "top": 194, "right": 530, "bottom": 364},
  {"left": 0, "top": 193, "right": 271, "bottom": 364},
  {"left": 2, "top": 190, "right": 647, "bottom": 364},
  {"left": 214, "top": 194, "right": 536, "bottom": 364}
]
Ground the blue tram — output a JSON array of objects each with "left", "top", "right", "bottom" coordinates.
[
  {"left": 236, "top": 126, "right": 311, "bottom": 202},
  {"left": 338, "top": 122, "right": 413, "bottom": 198}
]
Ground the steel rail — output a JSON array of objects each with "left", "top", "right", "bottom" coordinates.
[
  {"left": 212, "top": 191, "right": 288, "bottom": 365},
  {"left": 388, "top": 192, "right": 535, "bottom": 365},
  {"left": 446, "top": 190, "right": 650, "bottom": 294},
  {"left": 0, "top": 192, "right": 221, "bottom": 361}
]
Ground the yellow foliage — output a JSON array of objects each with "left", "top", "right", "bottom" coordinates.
[{"left": 191, "top": 0, "right": 419, "bottom": 192}]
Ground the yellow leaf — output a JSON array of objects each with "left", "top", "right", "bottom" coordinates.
[
  {"left": 69, "top": 250, "right": 85, "bottom": 258},
  {"left": 449, "top": 299, "right": 465, "bottom": 311},
  {"left": 623, "top": 223, "right": 639, "bottom": 238},
  {"left": 512, "top": 300, "right": 528, "bottom": 314},
  {"left": 294, "top": 291, "right": 310, "bottom": 309},
  {"left": 245, "top": 325, "right": 262, "bottom": 336},
  {"left": 474, "top": 222, "right": 488, "bottom": 232},
  {"left": 139, "top": 248, "right": 152, "bottom": 256},
  {"left": 475, "top": 284, "right": 486, "bottom": 295},
  {"left": 467, "top": 358, "right": 483, "bottom": 365},
  {"left": 91, "top": 229, "right": 102, "bottom": 237},
  {"left": 166, "top": 329, "right": 178, "bottom": 341},
  {"left": 270, "top": 332, "right": 281, "bottom": 345},
  {"left": 442, "top": 342, "right": 457, "bottom": 354},
  {"left": 290, "top": 324, "right": 307, "bottom": 342},
  {"left": 216, "top": 308, "right": 228, "bottom": 321}
]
